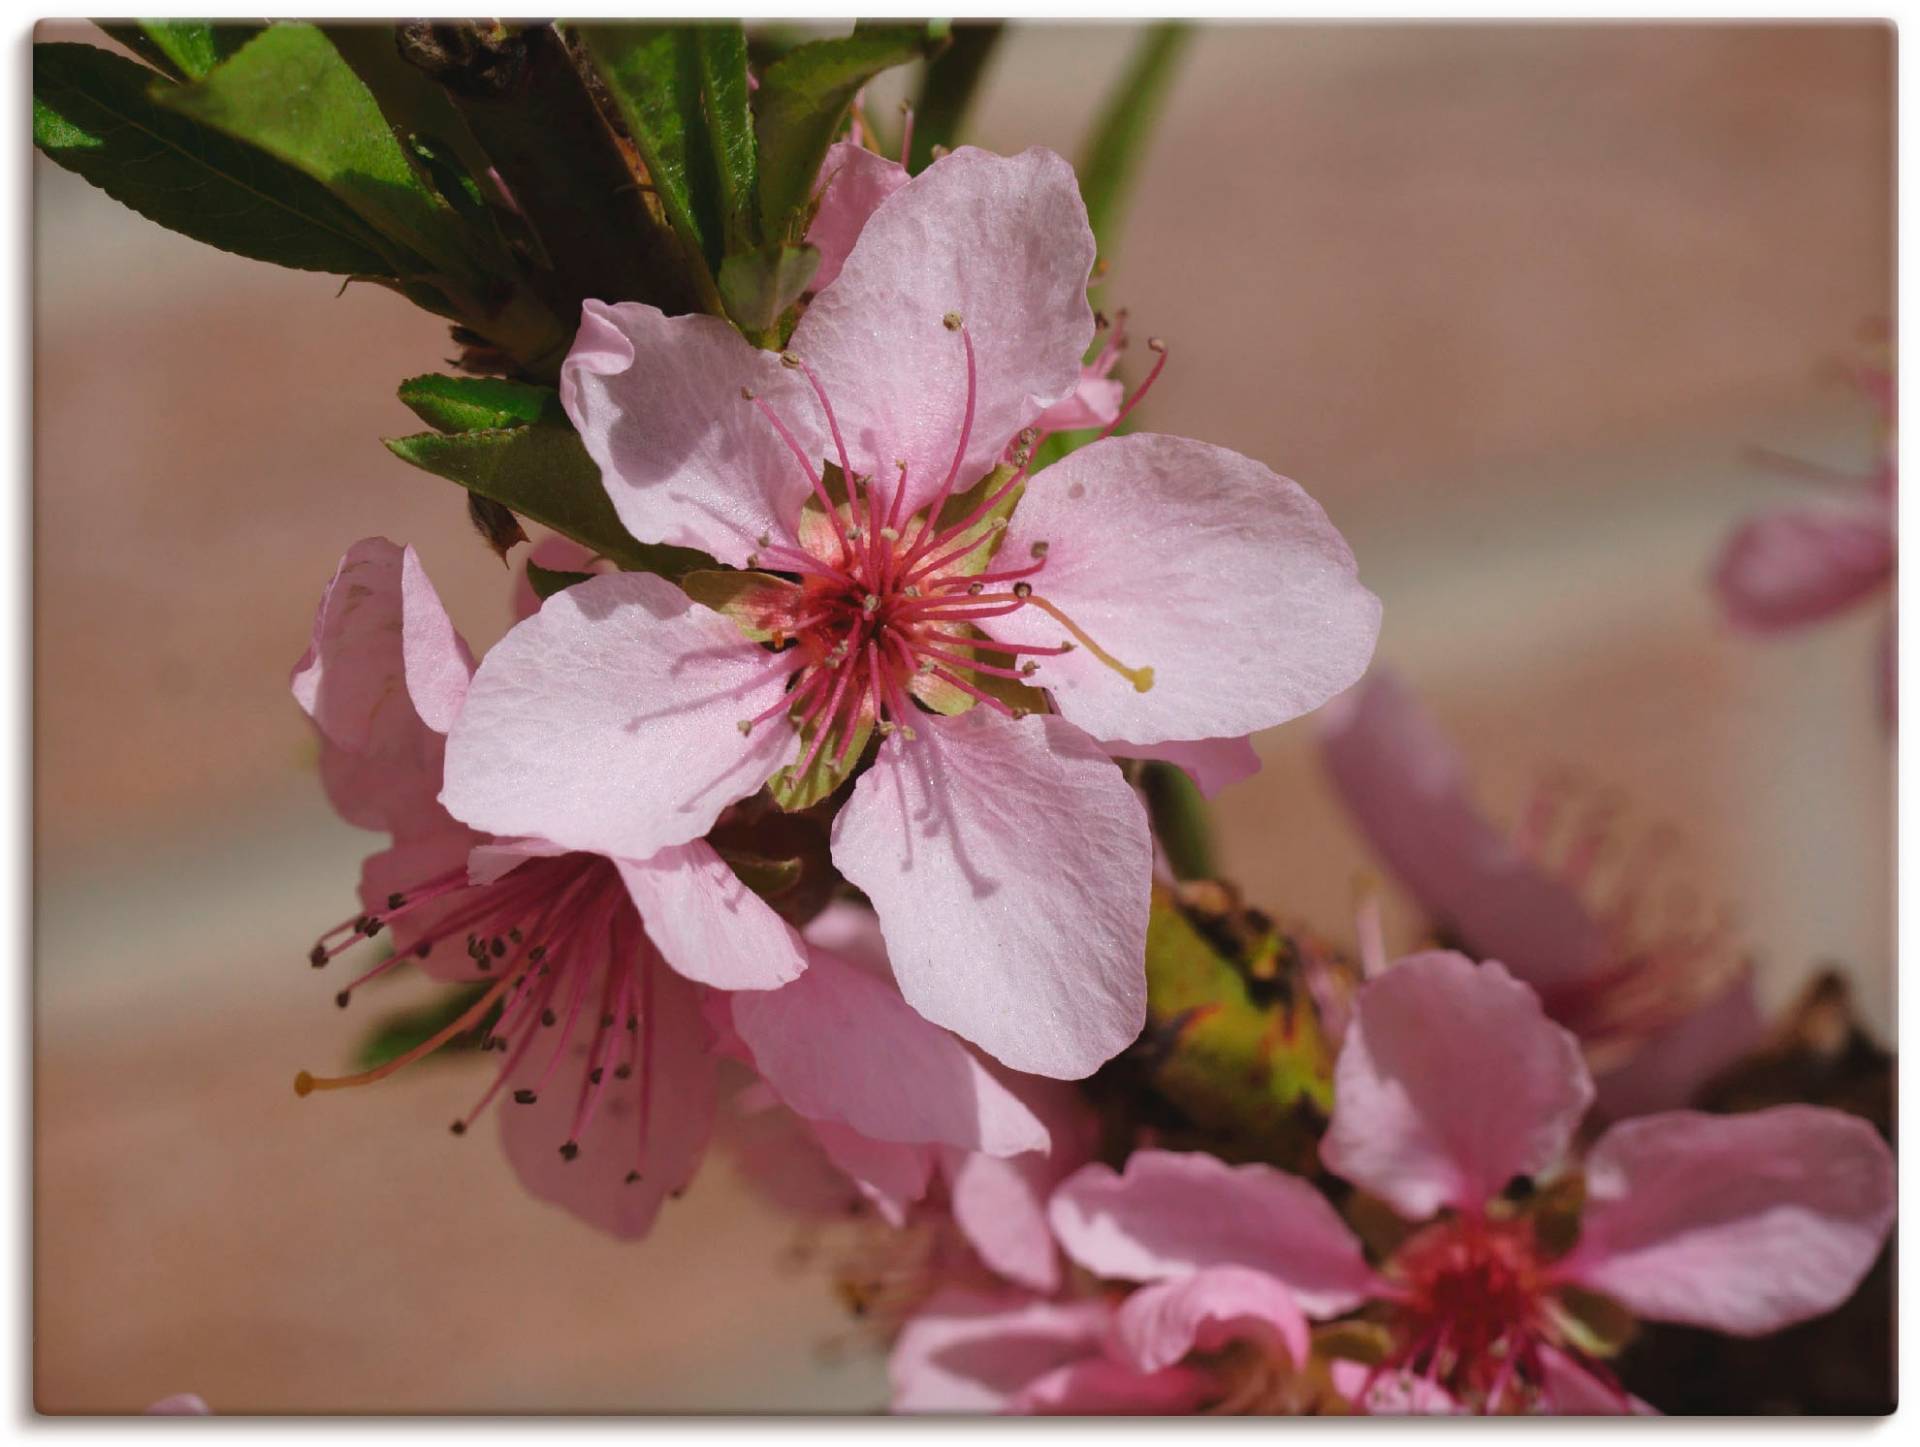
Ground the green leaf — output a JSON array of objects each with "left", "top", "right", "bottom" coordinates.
[
  {"left": 1078, "top": 23, "right": 1192, "bottom": 290},
  {"left": 154, "top": 23, "right": 490, "bottom": 288},
  {"left": 398, "top": 373, "right": 564, "bottom": 433},
  {"left": 33, "top": 41, "right": 402, "bottom": 277},
  {"left": 716, "top": 243, "right": 819, "bottom": 335},
  {"left": 752, "top": 23, "right": 933, "bottom": 245},
  {"left": 571, "top": 24, "right": 743, "bottom": 284},
  {"left": 695, "top": 23, "right": 759, "bottom": 257},
  {"left": 908, "top": 21, "right": 1002, "bottom": 172},
  {"left": 385, "top": 420, "right": 706, "bottom": 577},
  {"left": 354, "top": 984, "right": 494, "bottom": 1072},
  {"left": 525, "top": 560, "right": 596, "bottom": 601},
  {"left": 98, "top": 21, "right": 260, "bottom": 81}
]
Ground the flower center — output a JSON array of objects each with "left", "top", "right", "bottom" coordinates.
[
  {"left": 734, "top": 317, "right": 1157, "bottom": 775},
  {"left": 296, "top": 852, "right": 667, "bottom": 1179}
]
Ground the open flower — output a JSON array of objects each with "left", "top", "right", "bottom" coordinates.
[
  {"left": 443, "top": 145, "right": 1381, "bottom": 1080},
  {"left": 291, "top": 538, "right": 808, "bottom": 1238},
  {"left": 1319, "top": 670, "right": 1762, "bottom": 1120},
  {"left": 1710, "top": 353, "right": 1895, "bottom": 723},
  {"left": 1046, "top": 952, "right": 1894, "bottom": 1415}
]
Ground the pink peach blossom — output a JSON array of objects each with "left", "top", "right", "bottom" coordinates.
[
  {"left": 1319, "top": 671, "right": 1762, "bottom": 1118},
  {"left": 291, "top": 538, "right": 809, "bottom": 1238},
  {"left": 1046, "top": 952, "right": 1893, "bottom": 1415},
  {"left": 453, "top": 145, "right": 1379, "bottom": 1080}
]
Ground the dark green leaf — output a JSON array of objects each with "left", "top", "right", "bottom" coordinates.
[
  {"left": 752, "top": 23, "right": 933, "bottom": 245},
  {"left": 525, "top": 560, "right": 597, "bottom": 601},
  {"left": 98, "top": 20, "right": 261, "bottom": 81},
  {"left": 33, "top": 41, "right": 401, "bottom": 277},
  {"left": 1079, "top": 23, "right": 1192, "bottom": 290},
  {"left": 385, "top": 420, "right": 707, "bottom": 578},
  {"left": 154, "top": 23, "right": 490, "bottom": 287},
  {"left": 354, "top": 984, "right": 494, "bottom": 1072},
  {"left": 695, "top": 23, "right": 759, "bottom": 256},
  {"left": 716, "top": 243, "right": 818, "bottom": 335},
  {"left": 398, "top": 373, "right": 564, "bottom": 432},
  {"left": 908, "top": 21, "right": 1002, "bottom": 172}
]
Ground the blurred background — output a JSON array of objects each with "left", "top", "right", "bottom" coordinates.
[{"left": 34, "top": 21, "right": 1893, "bottom": 1412}]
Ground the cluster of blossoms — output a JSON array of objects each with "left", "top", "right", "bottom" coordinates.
[{"left": 286, "top": 138, "right": 1893, "bottom": 1414}]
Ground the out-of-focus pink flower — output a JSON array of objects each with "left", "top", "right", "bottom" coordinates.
[
  {"left": 1319, "top": 671, "right": 1763, "bottom": 1118},
  {"left": 291, "top": 538, "right": 811, "bottom": 1239},
  {"left": 461, "top": 145, "right": 1378, "bottom": 1081},
  {"left": 722, "top": 902, "right": 1100, "bottom": 1293},
  {"left": 1045, "top": 953, "right": 1894, "bottom": 1415},
  {"left": 1711, "top": 357, "right": 1895, "bottom": 722},
  {"left": 145, "top": 1394, "right": 210, "bottom": 1415}
]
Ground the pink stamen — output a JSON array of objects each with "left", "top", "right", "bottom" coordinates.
[{"left": 1097, "top": 338, "right": 1167, "bottom": 440}]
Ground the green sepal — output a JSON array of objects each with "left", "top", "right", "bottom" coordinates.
[
  {"left": 1311, "top": 1320, "right": 1397, "bottom": 1366},
  {"left": 717, "top": 243, "right": 820, "bottom": 336},
  {"left": 680, "top": 569, "right": 801, "bottom": 643},
  {"left": 926, "top": 461, "right": 1024, "bottom": 578},
  {"left": 714, "top": 848, "right": 805, "bottom": 903},
  {"left": 752, "top": 23, "right": 936, "bottom": 245},
  {"left": 354, "top": 983, "right": 495, "bottom": 1071},
  {"left": 1548, "top": 1285, "right": 1639, "bottom": 1361},
  {"left": 907, "top": 624, "right": 1049, "bottom": 719},
  {"left": 769, "top": 703, "right": 873, "bottom": 812},
  {"left": 384, "top": 420, "right": 705, "bottom": 578},
  {"left": 525, "top": 560, "right": 596, "bottom": 601},
  {"left": 98, "top": 21, "right": 260, "bottom": 81},
  {"left": 33, "top": 41, "right": 402, "bottom": 278},
  {"left": 397, "top": 373, "right": 564, "bottom": 433}
]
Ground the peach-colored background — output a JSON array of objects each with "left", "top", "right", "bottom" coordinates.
[{"left": 35, "top": 21, "right": 1892, "bottom": 1412}]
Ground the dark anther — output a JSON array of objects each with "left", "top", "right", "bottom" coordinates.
[
  {"left": 601, "top": 1013, "right": 616, "bottom": 1029},
  {"left": 334, "top": 990, "right": 351, "bottom": 1009},
  {"left": 512, "top": 1088, "right": 538, "bottom": 1105},
  {"left": 387, "top": 892, "right": 406, "bottom": 910},
  {"left": 589, "top": 1067, "right": 605, "bottom": 1085},
  {"left": 308, "top": 944, "right": 328, "bottom": 968},
  {"left": 624, "top": 1170, "right": 643, "bottom": 1185},
  {"left": 490, "top": 937, "right": 507, "bottom": 959},
  {"left": 528, "top": 945, "right": 547, "bottom": 963},
  {"left": 352, "top": 915, "right": 371, "bottom": 934},
  {"left": 508, "top": 928, "right": 522, "bottom": 944},
  {"left": 967, "top": 582, "right": 984, "bottom": 596},
  {"left": 626, "top": 1014, "right": 639, "bottom": 1032},
  {"left": 1012, "top": 581, "right": 1033, "bottom": 599},
  {"left": 559, "top": 1140, "right": 581, "bottom": 1162},
  {"left": 540, "top": 1008, "right": 558, "bottom": 1028},
  {"left": 613, "top": 1064, "right": 634, "bottom": 1081},
  {"left": 449, "top": 1120, "right": 467, "bottom": 1136},
  {"left": 415, "top": 941, "right": 433, "bottom": 958}
]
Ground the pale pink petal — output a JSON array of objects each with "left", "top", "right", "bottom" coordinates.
[
  {"left": 789, "top": 146, "right": 1094, "bottom": 518},
  {"left": 731, "top": 943, "right": 1047, "bottom": 1154},
  {"left": 945, "top": 1076, "right": 1099, "bottom": 1292},
  {"left": 1557, "top": 1106, "right": 1895, "bottom": 1336},
  {"left": 1318, "top": 672, "right": 1608, "bottom": 994},
  {"left": 1049, "top": 1150, "right": 1378, "bottom": 1316},
  {"left": 810, "top": 1120, "right": 936, "bottom": 1224},
  {"left": 1323, "top": 953, "right": 1592, "bottom": 1219},
  {"left": 560, "top": 300, "right": 828, "bottom": 567},
  {"left": 991, "top": 433, "right": 1381, "bottom": 746},
  {"left": 1329, "top": 1361, "right": 1462, "bottom": 1416},
  {"left": 464, "top": 834, "right": 570, "bottom": 887},
  {"left": 719, "top": 1086, "right": 865, "bottom": 1218},
  {"left": 614, "top": 840, "right": 806, "bottom": 991},
  {"left": 358, "top": 830, "right": 486, "bottom": 981},
  {"left": 440, "top": 571, "right": 792, "bottom": 860},
  {"left": 512, "top": 535, "right": 604, "bottom": 623},
  {"left": 1111, "top": 1265, "right": 1310, "bottom": 1373},
  {"left": 890, "top": 1288, "right": 1111, "bottom": 1413},
  {"left": 1034, "top": 374, "right": 1125, "bottom": 434},
  {"left": 806, "top": 140, "right": 908, "bottom": 294},
  {"left": 829, "top": 709, "right": 1150, "bottom": 1079},
  {"left": 1589, "top": 972, "right": 1766, "bottom": 1123},
  {"left": 1533, "top": 1348, "right": 1655, "bottom": 1416},
  {"left": 1010, "top": 1358, "right": 1213, "bottom": 1415},
  {"left": 799, "top": 898, "right": 893, "bottom": 977},
  {"left": 1712, "top": 506, "right": 1893, "bottom": 634},
  {"left": 291, "top": 538, "right": 453, "bottom": 837},
  {"left": 145, "top": 1394, "right": 211, "bottom": 1415},
  {"left": 1105, "top": 735, "right": 1262, "bottom": 799},
  {"left": 399, "top": 544, "right": 477, "bottom": 733},
  {"left": 497, "top": 953, "right": 717, "bottom": 1239}
]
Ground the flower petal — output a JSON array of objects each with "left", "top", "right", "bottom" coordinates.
[
  {"left": 890, "top": 1289, "right": 1111, "bottom": 1413},
  {"left": 1105, "top": 735, "right": 1262, "bottom": 799},
  {"left": 789, "top": 146, "right": 1094, "bottom": 518},
  {"left": 1010, "top": 1358, "right": 1213, "bottom": 1415},
  {"left": 291, "top": 538, "right": 459, "bottom": 837},
  {"left": 1533, "top": 1349, "right": 1656, "bottom": 1416},
  {"left": 731, "top": 944, "right": 1048, "bottom": 1155},
  {"left": 1328, "top": 1362, "right": 1462, "bottom": 1416},
  {"left": 809, "top": 1120, "right": 936, "bottom": 1225},
  {"left": 991, "top": 433, "right": 1381, "bottom": 746},
  {"left": 1712, "top": 506, "right": 1893, "bottom": 634},
  {"left": 560, "top": 300, "right": 828, "bottom": 567},
  {"left": 1111, "top": 1265, "right": 1310, "bottom": 1374},
  {"left": 497, "top": 953, "right": 716, "bottom": 1240},
  {"left": 440, "top": 571, "right": 792, "bottom": 860},
  {"left": 1048, "top": 1150, "right": 1378, "bottom": 1316},
  {"left": 806, "top": 140, "right": 908, "bottom": 294},
  {"left": 146, "top": 1395, "right": 211, "bottom": 1416},
  {"left": 945, "top": 1076, "right": 1100, "bottom": 1292},
  {"left": 1557, "top": 1106, "right": 1895, "bottom": 1336},
  {"left": 1321, "top": 952, "right": 1592, "bottom": 1220},
  {"left": 357, "top": 829, "right": 486, "bottom": 980},
  {"left": 829, "top": 708, "right": 1150, "bottom": 1078},
  {"left": 614, "top": 840, "right": 806, "bottom": 990},
  {"left": 1317, "top": 672, "right": 1608, "bottom": 992},
  {"left": 1589, "top": 972, "right": 1765, "bottom": 1124},
  {"left": 511, "top": 535, "right": 604, "bottom": 623},
  {"left": 398, "top": 544, "right": 477, "bottom": 733}
]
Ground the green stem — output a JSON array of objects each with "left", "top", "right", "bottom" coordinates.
[
  {"left": 908, "top": 21, "right": 1003, "bottom": 172},
  {"left": 1141, "top": 760, "right": 1216, "bottom": 882},
  {"left": 1078, "top": 22, "right": 1192, "bottom": 303}
]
